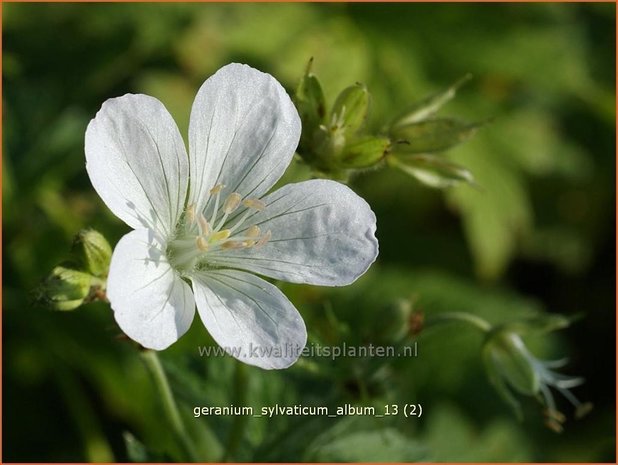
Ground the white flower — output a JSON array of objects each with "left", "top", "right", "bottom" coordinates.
[{"left": 85, "top": 63, "right": 378, "bottom": 369}]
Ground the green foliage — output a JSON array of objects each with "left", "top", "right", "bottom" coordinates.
[{"left": 3, "top": 2, "right": 615, "bottom": 463}]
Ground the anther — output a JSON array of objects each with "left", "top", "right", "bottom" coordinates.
[
  {"left": 196, "top": 236, "right": 209, "bottom": 251},
  {"left": 223, "top": 193, "right": 242, "bottom": 214},
  {"left": 209, "top": 184, "right": 224, "bottom": 195},
  {"left": 246, "top": 225, "right": 261, "bottom": 238},
  {"left": 186, "top": 203, "right": 196, "bottom": 224},
  {"left": 544, "top": 409, "right": 566, "bottom": 423},
  {"left": 221, "top": 241, "right": 245, "bottom": 250},
  {"left": 255, "top": 230, "right": 272, "bottom": 248},
  {"left": 545, "top": 418, "right": 564, "bottom": 433},
  {"left": 198, "top": 213, "right": 210, "bottom": 235},
  {"left": 242, "top": 198, "right": 266, "bottom": 211},
  {"left": 210, "top": 229, "right": 231, "bottom": 243}
]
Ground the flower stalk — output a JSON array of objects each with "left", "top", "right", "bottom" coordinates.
[{"left": 141, "top": 350, "right": 199, "bottom": 462}]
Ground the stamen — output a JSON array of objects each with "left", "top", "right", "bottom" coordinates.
[
  {"left": 210, "top": 229, "right": 231, "bottom": 243},
  {"left": 196, "top": 236, "right": 209, "bottom": 251},
  {"left": 545, "top": 418, "right": 564, "bottom": 433},
  {"left": 209, "top": 184, "right": 224, "bottom": 195},
  {"left": 186, "top": 203, "right": 196, "bottom": 224},
  {"left": 198, "top": 213, "right": 211, "bottom": 235},
  {"left": 221, "top": 240, "right": 245, "bottom": 250},
  {"left": 223, "top": 193, "right": 242, "bottom": 214},
  {"left": 575, "top": 402, "right": 593, "bottom": 419},
  {"left": 246, "top": 225, "right": 261, "bottom": 238},
  {"left": 209, "top": 184, "right": 224, "bottom": 225},
  {"left": 544, "top": 409, "right": 566, "bottom": 423},
  {"left": 255, "top": 230, "right": 272, "bottom": 248},
  {"left": 242, "top": 198, "right": 266, "bottom": 211}
]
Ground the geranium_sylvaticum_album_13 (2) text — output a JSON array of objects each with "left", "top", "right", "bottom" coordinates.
[{"left": 85, "top": 63, "right": 379, "bottom": 369}]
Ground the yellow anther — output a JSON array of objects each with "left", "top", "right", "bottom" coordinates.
[
  {"left": 246, "top": 225, "right": 261, "bottom": 238},
  {"left": 209, "top": 184, "right": 224, "bottom": 195},
  {"left": 223, "top": 193, "right": 242, "bottom": 214},
  {"left": 242, "top": 198, "right": 266, "bottom": 211},
  {"left": 221, "top": 240, "right": 244, "bottom": 250},
  {"left": 198, "top": 213, "right": 210, "bottom": 235},
  {"left": 210, "top": 229, "right": 231, "bottom": 242},
  {"left": 186, "top": 204, "right": 196, "bottom": 223},
  {"left": 544, "top": 409, "right": 566, "bottom": 423},
  {"left": 545, "top": 418, "right": 564, "bottom": 433},
  {"left": 255, "top": 230, "right": 272, "bottom": 248},
  {"left": 196, "top": 236, "right": 209, "bottom": 251}
]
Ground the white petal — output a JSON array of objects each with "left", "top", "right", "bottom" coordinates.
[
  {"left": 86, "top": 94, "right": 189, "bottom": 239},
  {"left": 108, "top": 229, "right": 195, "bottom": 350},
  {"left": 209, "top": 179, "right": 379, "bottom": 286},
  {"left": 188, "top": 63, "right": 301, "bottom": 212},
  {"left": 191, "top": 270, "right": 306, "bottom": 369}
]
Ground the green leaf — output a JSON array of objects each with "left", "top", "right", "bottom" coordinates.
[
  {"left": 390, "top": 118, "right": 483, "bottom": 154},
  {"left": 388, "top": 153, "right": 476, "bottom": 189},
  {"left": 446, "top": 141, "right": 532, "bottom": 280},
  {"left": 424, "top": 405, "right": 531, "bottom": 461},
  {"left": 304, "top": 418, "right": 427, "bottom": 462},
  {"left": 392, "top": 74, "right": 472, "bottom": 128}
]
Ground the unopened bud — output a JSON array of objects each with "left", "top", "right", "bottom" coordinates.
[
  {"left": 39, "top": 265, "right": 93, "bottom": 311},
  {"left": 330, "top": 82, "right": 370, "bottom": 137},
  {"left": 483, "top": 330, "right": 540, "bottom": 397},
  {"left": 72, "top": 229, "right": 112, "bottom": 278},
  {"left": 294, "top": 58, "right": 327, "bottom": 152},
  {"left": 373, "top": 299, "right": 413, "bottom": 344}
]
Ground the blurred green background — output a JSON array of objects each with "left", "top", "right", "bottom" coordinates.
[{"left": 3, "top": 3, "right": 615, "bottom": 462}]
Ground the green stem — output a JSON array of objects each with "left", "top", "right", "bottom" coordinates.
[
  {"left": 426, "top": 311, "right": 492, "bottom": 333},
  {"left": 222, "top": 361, "right": 248, "bottom": 462},
  {"left": 141, "top": 350, "right": 199, "bottom": 462}
]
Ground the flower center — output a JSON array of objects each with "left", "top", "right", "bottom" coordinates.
[{"left": 167, "top": 184, "right": 271, "bottom": 273}]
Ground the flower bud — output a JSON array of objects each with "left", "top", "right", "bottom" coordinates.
[
  {"left": 387, "top": 153, "right": 476, "bottom": 189},
  {"left": 72, "top": 229, "right": 112, "bottom": 277},
  {"left": 482, "top": 325, "right": 588, "bottom": 426},
  {"left": 339, "top": 136, "right": 391, "bottom": 169},
  {"left": 390, "top": 118, "right": 484, "bottom": 154},
  {"left": 330, "top": 82, "right": 370, "bottom": 137},
  {"left": 294, "top": 58, "right": 327, "bottom": 154},
  {"left": 483, "top": 330, "right": 540, "bottom": 397},
  {"left": 372, "top": 298, "right": 413, "bottom": 344},
  {"left": 39, "top": 265, "right": 93, "bottom": 311}
]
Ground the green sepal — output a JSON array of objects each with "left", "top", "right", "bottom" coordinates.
[
  {"left": 482, "top": 341, "right": 524, "bottom": 420},
  {"left": 498, "top": 314, "right": 573, "bottom": 336},
  {"left": 391, "top": 74, "right": 472, "bottom": 129},
  {"left": 483, "top": 330, "right": 540, "bottom": 397},
  {"left": 388, "top": 153, "right": 476, "bottom": 189},
  {"left": 340, "top": 136, "right": 391, "bottom": 168},
  {"left": 390, "top": 118, "right": 484, "bottom": 154}
]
